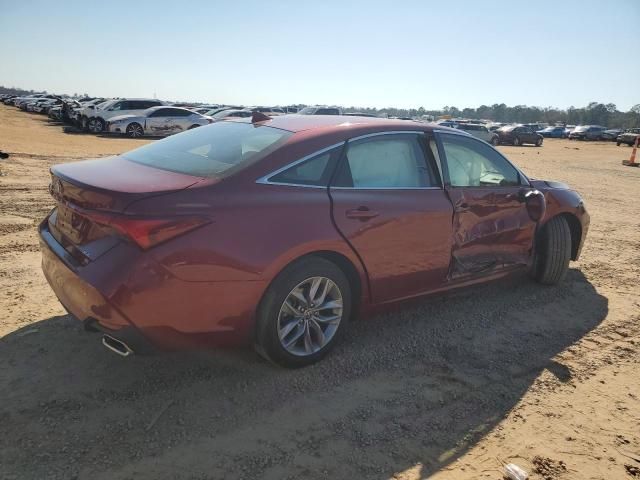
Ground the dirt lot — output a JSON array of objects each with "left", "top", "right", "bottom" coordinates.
[{"left": 0, "top": 105, "right": 638, "bottom": 480}]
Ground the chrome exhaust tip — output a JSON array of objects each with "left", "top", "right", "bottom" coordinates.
[{"left": 102, "top": 334, "right": 133, "bottom": 357}]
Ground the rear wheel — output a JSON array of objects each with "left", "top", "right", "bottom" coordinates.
[
  {"left": 532, "top": 216, "right": 572, "bottom": 285},
  {"left": 513, "top": 136, "right": 521, "bottom": 146},
  {"left": 126, "top": 122, "right": 144, "bottom": 138},
  {"left": 535, "top": 137, "right": 543, "bottom": 147},
  {"left": 491, "top": 136, "right": 499, "bottom": 146},
  {"left": 255, "top": 257, "right": 351, "bottom": 368},
  {"left": 616, "top": 141, "right": 621, "bottom": 146}
]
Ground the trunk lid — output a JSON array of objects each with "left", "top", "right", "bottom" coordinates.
[{"left": 47, "top": 156, "right": 205, "bottom": 262}]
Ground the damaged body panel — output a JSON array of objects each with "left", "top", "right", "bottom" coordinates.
[{"left": 446, "top": 186, "right": 538, "bottom": 278}]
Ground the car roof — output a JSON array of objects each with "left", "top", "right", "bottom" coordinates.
[{"left": 228, "top": 114, "right": 436, "bottom": 133}]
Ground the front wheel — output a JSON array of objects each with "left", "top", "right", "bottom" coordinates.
[
  {"left": 532, "top": 216, "right": 572, "bottom": 285},
  {"left": 617, "top": 142, "right": 621, "bottom": 146},
  {"left": 513, "top": 136, "right": 521, "bottom": 146},
  {"left": 491, "top": 136, "right": 499, "bottom": 146},
  {"left": 126, "top": 122, "right": 144, "bottom": 138},
  {"left": 255, "top": 257, "right": 351, "bottom": 368},
  {"left": 535, "top": 137, "right": 543, "bottom": 147},
  {"left": 89, "top": 117, "right": 105, "bottom": 133}
]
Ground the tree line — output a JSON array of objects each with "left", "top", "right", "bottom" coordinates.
[{"left": 345, "top": 102, "right": 640, "bottom": 129}]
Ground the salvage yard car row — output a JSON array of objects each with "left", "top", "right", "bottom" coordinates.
[{"left": 2, "top": 93, "right": 639, "bottom": 147}]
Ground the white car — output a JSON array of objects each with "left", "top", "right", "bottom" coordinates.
[
  {"left": 86, "top": 98, "right": 165, "bottom": 133},
  {"left": 455, "top": 123, "right": 499, "bottom": 145},
  {"left": 74, "top": 98, "right": 108, "bottom": 128},
  {"left": 107, "top": 106, "right": 212, "bottom": 137}
]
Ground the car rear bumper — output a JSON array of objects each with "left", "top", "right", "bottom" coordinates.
[{"left": 39, "top": 215, "right": 263, "bottom": 353}]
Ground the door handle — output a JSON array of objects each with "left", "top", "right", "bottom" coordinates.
[{"left": 346, "top": 206, "right": 379, "bottom": 220}]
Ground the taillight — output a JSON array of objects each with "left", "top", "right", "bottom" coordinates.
[{"left": 81, "top": 210, "right": 210, "bottom": 250}]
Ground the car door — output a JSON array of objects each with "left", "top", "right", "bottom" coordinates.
[
  {"left": 329, "top": 131, "right": 454, "bottom": 303},
  {"left": 146, "top": 108, "right": 175, "bottom": 135},
  {"left": 520, "top": 127, "right": 534, "bottom": 143},
  {"left": 435, "top": 132, "right": 541, "bottom": 278},
  {"left": 171, "top": 109, "right": 195, "bottom": 131}
]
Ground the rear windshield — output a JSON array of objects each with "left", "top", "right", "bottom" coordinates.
[{"left": 122, "top": 121, "right": 292, "bottom": 178}]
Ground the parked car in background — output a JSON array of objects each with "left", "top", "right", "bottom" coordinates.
[
  {"left": 455, "top": 123, "right": 499, "bottom": 145},
  {"left": 537, "top": 126, "right": 567, "bottom": 138},
  {"left": 616, "top": 128, "right": 640, "bottom": 146},
  {"left": 342, "top": 112, "right": 379, "bottom": 118},
  {"left": 522, "top": 123, "right": 546, "bottom": 132},
  {"left": 203, "top": 106, "right": 243, "bottom": 117},
  {"left": 85, "top": 98, "right": 164, "bottom": 133},
  {"left": 298, "top": 105, "right": 342, "bottom": 115},
  {"left": 496, "top": 125, "right": 543, "bottom": 146},
  {"left": 107, "top": 106, "right": 212, "bottom": 137},
  {"left": 39, "top": 116, "right": 589, "bottom": 367},
  {"left": 568, "top": 125, "right": 607, "bottom": 140},
  {"left": 210, "top": 109, "right": 253, "bottom": 121},
  {"left": 75, "top": 98, "right": 108, "bottom": 129},
  {"left": 246, "top": 106, "right": 286, "bottom": 116},
  {"left": 601, "top": 128, "right": 624, "bottom": 141}
]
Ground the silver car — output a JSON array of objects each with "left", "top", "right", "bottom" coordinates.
[
  {"left": 455, "top": 123, "right": 499, "bottom": 145},
  {"left": 107, "top": 106, "right": 212, "bottom": 138}
]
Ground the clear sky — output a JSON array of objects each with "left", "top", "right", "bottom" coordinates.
[{"left": 1, "top": 0, "right": 638, "bottom": 110}]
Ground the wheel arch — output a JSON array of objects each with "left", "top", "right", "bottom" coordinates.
[
  {"left": 259, "top": 250, "right": 367, "bottom": 323},
  {"left": 541, "top": 212, "right": 582, "bottom": 261}
]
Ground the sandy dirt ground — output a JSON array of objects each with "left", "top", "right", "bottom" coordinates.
[{"left": 0, "top": 105, "right": 638, "bottom": 480}]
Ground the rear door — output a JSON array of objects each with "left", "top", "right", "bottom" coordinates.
[
  {"left": 329, "top": 131, "right": 453, "bottom": 303},
  {"left": 435, "top": 132, "right": 537, "bottom": 278}
]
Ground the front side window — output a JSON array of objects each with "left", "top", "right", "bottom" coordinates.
[
  {"left": 333, "top": 133, "right": 436, "bottom": 188},
  {"left": 123, "top": 121, "right": 292, "bottom": 178},
  {"left": 439, "top": 133, "right": 521, "bottom": 187}
]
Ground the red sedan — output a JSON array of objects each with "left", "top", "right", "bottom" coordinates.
[{"left": 39, "top": 114, "right": 589, "bottom": 367}]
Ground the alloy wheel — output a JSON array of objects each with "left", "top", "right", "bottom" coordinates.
[
  {"left": 277, "top": 276, "right": 343, "bottom": 356},
  {"left": 127, "top": 124, "right": 144, "bottom": 138}
]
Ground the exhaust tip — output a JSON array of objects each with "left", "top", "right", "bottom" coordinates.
[{"left": 102, "top": 334, "right": 133, "bottom": 357}]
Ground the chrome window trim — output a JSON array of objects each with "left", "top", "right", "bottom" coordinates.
[
  {"left": 346, "top": 130, "right": 424, "bottom": 142},
  {"left": 330, "top": 186, "right": 442, "bottom": 191},
  {"left": 255, "top": 142, "right": 345, "bottom": 187}
]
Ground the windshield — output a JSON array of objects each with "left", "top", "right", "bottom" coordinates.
[
  {"left": 574, "top": 126, "right": 588, "bottom": 132},
  {"left": 297, "top": 107, "right": 317, "bottom": 115},
  {"left": 123, "top": 121, "right": 292, "bottom": 178}
]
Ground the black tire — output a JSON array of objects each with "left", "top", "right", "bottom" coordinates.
[
  {"left": 254, "top": 257, "right": 351, "bottom": 368},
  {"left": 616, "top": 142, "right": 621, "bottom": 146},
  {"left": 491, "top": 136, "right": 499, "bottom": 146},
  {"left": 88, "top": 117, "right": 105, "bottom": 133},
  {"left": 126, "top": 122, "right": 144, "bottom": 138},
  {"left": 535, "top": 137, "right": 543, "bottom": 147},
  {"left": 513, "top": 136, "right": 521, "bottom": 146},
  {"left": 532, "top": 216, "right": 572, "bottom": 285}
]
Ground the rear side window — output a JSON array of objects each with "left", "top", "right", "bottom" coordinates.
[
  {"left": 333, "top": 133, "right": 437, "bottom": 188},
  {"left": 268, "top": 148, "right": 339, "bottom": 186},
  {"left": 123, "top": 122, "right": 292, "bottom": 178}
]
